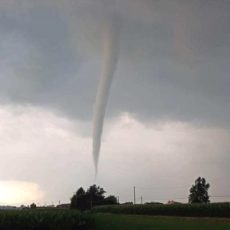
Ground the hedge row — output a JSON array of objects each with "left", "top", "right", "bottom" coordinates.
[
  {"left": 0, "top": 209, "right": 93, "bottom": 230},
  {"left": 92, "top": 203, "right": 230, "bottom": 218}
]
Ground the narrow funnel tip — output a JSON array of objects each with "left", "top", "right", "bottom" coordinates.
[
  {"left": 93, "top": 155, "right": 99, "bottom": 178},
  {"left": 94, "top": 166, "right": 98, "bottom": 179}
]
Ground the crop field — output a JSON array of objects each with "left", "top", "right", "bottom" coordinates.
[
  {"left": 1, "top": 205, "right": 230, "bottom": 230},
  {"left": 0, "top": 209, "right": 92, "bottom": 230},
  {"left": 92, "top": 203, "right": 230, "bottom": 218},
  {"left": 93, "top": 213, "right": 230, "bottom": 230}
]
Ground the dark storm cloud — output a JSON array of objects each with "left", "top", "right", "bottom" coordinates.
[{"left": 0, "top": 0, "right": 229, "bottom": 125}]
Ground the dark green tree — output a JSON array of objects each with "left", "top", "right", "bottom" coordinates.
[
  {"left": 103, "top": 195, "right": 118, "bottom": 205},
  {"left": 86, "top": 184, "right": 106, "bottom": 207},
  {"left": 70, "top": 187, "right": 89, "bottom": 211},
  {"left": 77, "top": 187, "right": 85, "bottom": 196},
  {"left": 189, "top": 177, "right": 210, "bottom": 203},
  {"left": 30, "top": 203, "right": 36, "bottom": 209},
  {"left": 70, "top": 185, "right": 107, "bottom": 211}
]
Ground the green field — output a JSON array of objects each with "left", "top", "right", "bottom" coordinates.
[
  {"left": 92, "top": 203, "right": 230, "bottom": 217},
  {"left": 0, "top": 209, "right": 92, "bottom": 230},
  {"left": 1, "top": 209, "right": 230, "bottom": 229},
  {"left": 93, "top": 214, "right": 230, "bottom": 230}
]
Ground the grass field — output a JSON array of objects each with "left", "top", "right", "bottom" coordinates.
[
  {"left": 93, "top": 213, "right": 230, "bottom": 230},
  {"left": 1, "top": 209, "right": 230, "bottom": 229},
  {"left": 0, "top": 209, "right": 92, "bottom": 230},
  {"left": 92, "top": 203, "right": 230, "bottom": 217}
]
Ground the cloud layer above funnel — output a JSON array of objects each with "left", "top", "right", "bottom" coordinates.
[{"left": 0, "top": 0, "right": 229, "bottom": 126}]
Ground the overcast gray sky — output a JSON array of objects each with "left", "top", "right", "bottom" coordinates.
[{"left": 0, "top": 0, "right": 230, "bottom": 205}]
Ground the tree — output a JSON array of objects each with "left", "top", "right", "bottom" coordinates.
[
  {"left": 30, "top": 203, "right": 36, "bottom": 209},
  {"left": 70, "top": 187, "right": 89, "bottom": 211},
  {"left": 102, "top": 195, "right": 118, "bottom": 205},
  {"left": 76, "top": 187, "right": 85, "bottom": 196},
  {"left": 189, "top": 177, "right": 210, "bottom": 203},
  {"left": 70, "top": 185, "right": 107, "bottom": 211},
  {"left": 86, "top": 185, "right": 106, "bottom": 207}
]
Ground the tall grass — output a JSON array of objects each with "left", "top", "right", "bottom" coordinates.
[{"left": 0, "top": 209, "right": 93, "bottom": 230}]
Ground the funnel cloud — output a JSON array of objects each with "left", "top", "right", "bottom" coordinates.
[
  {"left": 93, "top": 16, "right": 120, "bottom": 173},
  {"left": 0, "top": 0, "right": 230, "bottom": 205}
]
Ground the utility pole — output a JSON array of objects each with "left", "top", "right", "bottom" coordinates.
[
  {"left": 141, "top": 196, "right": 143, "bottom": 204},
  {"left": 134, "top": 186, "right": 136, "bottom": 205}
]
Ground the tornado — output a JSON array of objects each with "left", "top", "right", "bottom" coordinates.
[{"left": 92, "top": 16, "right": 120, "bottom": 174}]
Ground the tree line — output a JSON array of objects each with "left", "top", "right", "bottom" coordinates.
[
  {"left": 70, "top": 184, "right": 118, "bottom": 211},
  {"left": 70, "top": 177, "right": 210, "bottom": 211}
]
